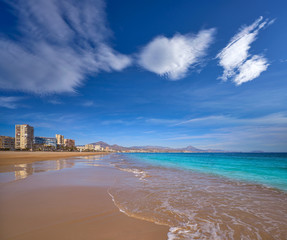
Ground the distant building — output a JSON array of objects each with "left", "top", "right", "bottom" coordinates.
[
  {"left": 64, "top": 139, "right": 75, "bottom": 148},
  {"left": 85, "top": 144, "right": 95, "bottom": 151},
  {"left": 94, "top": 145, "right": 102, "bottom": 151},
  {"left": 34, "top": 137, "right": 57, "bottom": 149},
  {"left": 76, "top": 146, "right": 86, "bottom": 152},
  {"left": 56, "top": 134, "right": 64, "bottom": 146},
  {"left": 15, "top": 124, "right": 34, "bottom": 150},
  {"left": 0, "top": 136, "right": 15, "bottom": 150}
]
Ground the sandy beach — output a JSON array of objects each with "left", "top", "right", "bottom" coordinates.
[
  {"left": 0, "top": 151, "right": 109, "bottom": 166},
  {"left": 0, "top": 152, "right": 169, "bottom": 240}
]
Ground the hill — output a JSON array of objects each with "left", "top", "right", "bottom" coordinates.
[{"left": 89, "top": 141, "right": 224, "bottom": 152}]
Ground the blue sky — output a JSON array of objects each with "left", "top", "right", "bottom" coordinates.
[{"left": 0, "top": 0, "right": 287, "bottom": 151}]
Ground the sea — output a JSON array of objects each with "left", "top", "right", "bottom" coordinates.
[{"left": 106, "top": 152, "right": 287, "bottom": 240}]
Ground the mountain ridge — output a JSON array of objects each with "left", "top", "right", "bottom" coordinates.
[{"left": 89, "top": 141, "right": 225, "bottom": 152}]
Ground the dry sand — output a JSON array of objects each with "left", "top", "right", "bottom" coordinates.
[{"left": 0, "top": 153, "right": 169, "bottom": 240}]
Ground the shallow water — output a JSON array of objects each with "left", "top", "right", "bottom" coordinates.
[
  {"left": 107, "top": 153, "right": 287, "bottom": 240},
  {"left": 123, "top": 153, "right": 287, "bottom": 191}
]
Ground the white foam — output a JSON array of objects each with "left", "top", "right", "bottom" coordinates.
[
  {"left": 107, "top": 190, "right": 126, "bottom": 214},
  {"left": 118, "top": 167, "right": 149, "bottom": 181},
  {"left": 167, "top": 227, "right": 195, "bottom": 240}
]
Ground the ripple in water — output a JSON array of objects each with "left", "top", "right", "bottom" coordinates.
[{"left": 107, "top": 154, "right": 287, "bottom": 240}]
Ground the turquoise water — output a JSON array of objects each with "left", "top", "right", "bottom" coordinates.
[
  {"left": 125, "top": 153, "right": 287, "bottom": 191},
  {"left": 110, "top": 153, "right": 287, "bottom": 238}
]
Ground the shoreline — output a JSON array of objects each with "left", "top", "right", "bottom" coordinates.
[
  {"left": 3, "top": 152, "right": 286, "bottom": 239},
  {"left": 108, "top": 153, "right": 287, "bottom": 239},
  {"left": 0, "top": 151, "right": 109, "bottom": 166},
  {"left": 0, "top": 154, "right": 169, "bottom": 240}
]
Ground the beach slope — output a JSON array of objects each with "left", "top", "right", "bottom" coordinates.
[{"left": 0, "top": 153, "right": 169, "bottom": 240}]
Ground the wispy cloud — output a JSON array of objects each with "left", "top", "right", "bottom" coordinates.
[
  {"left": 81, "top": 100, "right": 95, "bottom": 107},
  {"left": 160, "top": 113, "right": 287, "bottom": 151},
  {"left": 0, "top": 111, "right": 86, "bottom": 131},
  {"left": 173, "top": 112, "right": 287, "bottom": 127},
  {"left": 47, "top": 98, "right": 63, "bottom": 105},
  {"left": 143, "top": 130, "right": 155, "bottom": 134},
  {"left": 145, "top": 118, "right": 178, "bottom": 125},
  {"left": 173, "top": 115, "right": 227, "bottom": 126},
  {"left": 129, "top": 111, "right": 287, "bottom": 129},
  {"left": 101, "top": 119, "right": 131, "bottom": 125},
  {"left": 166, "top": 125, "right": 287, "bottom": 151},
  {"left": 217, "top": 16, "right": 273, "bottom": 85},
  {"left": 0, "top": 96, "right": 24, "bottom": 109},
  {"left": 210, "top": 125, "right": 287, "bottom": 151},
  {"left": 138, "top": 29, "right": 216, "bottom": 80},
  {"left": 0, "top": 0, "right": 131, "bottom": 94}
]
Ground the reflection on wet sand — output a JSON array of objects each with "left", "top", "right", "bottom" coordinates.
[
  {"left": 71, "top": 155, "right": 109, "bottom": 167},
  {"left": 14, "top": 159, "right": 75, "bottom": 181},
  {"left": 14, "top": 164, "right": 33, "bottom": 180},
  {"left": 76, "top": 155, "right": 106, "bottom": 160},
  {"left": 12, "top": 155, "right": 108, "bottom": 181}
]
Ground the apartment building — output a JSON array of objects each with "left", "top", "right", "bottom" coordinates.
[
  {"left": 56, "top": 134, "right": 64, "bottom": 146},
  {"left": 85, "top": 144, "right": 95, "bottom": 151},
  {"left": 15, "top": 124, "right": 34, "bottom": 150},
  {"left": 0, "top": 136, "right": 15, "bottom": 150},
  {"left": 64, "top": 139, "right": 75, "bottom": 148},
  {"left": 94, "top": 145, "right": 102, "bottom": 151},
  {"left": 76, "top": 146, "right": 86, "bottom": 152}
]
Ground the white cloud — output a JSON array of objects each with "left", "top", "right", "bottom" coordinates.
[
  {"left": 0, "top": 0, "right": 132, "bottom": 94},
  {"left": 234, "top": 55, "right": 269, "bottom": 85},
  {"left": 138, "top": 29, "right": 216, "bottom": 80},
  {"left": 217, "top": 16, "right": 272, "bottom": 85},
  {"left": 0, "top": 96, "right": 24, "bottom": 109}
]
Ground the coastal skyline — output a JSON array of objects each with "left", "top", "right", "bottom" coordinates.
[{"left": 0, "top": 0, "right": 287, "bottom": 152}]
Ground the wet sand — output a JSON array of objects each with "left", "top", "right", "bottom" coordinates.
[
  {"left": 0, "top": 151, "right": 109, "bottom": 166},
  {"left": 0, "top": 156, "right": 169, "bottom": 240}
]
